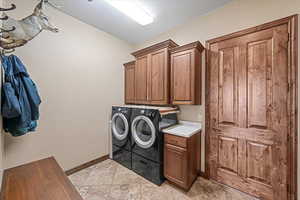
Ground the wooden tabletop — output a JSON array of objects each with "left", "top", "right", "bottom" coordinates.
[{"left": 1, "top": 157, "right": 83, "bottom": 200}]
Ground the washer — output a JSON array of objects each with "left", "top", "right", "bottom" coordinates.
[
  {"left": 111, "top": 106, "right": 132, "bottom": 169},
  {"left": 130, "top": 108, "right": 178, "bottom": 185}
]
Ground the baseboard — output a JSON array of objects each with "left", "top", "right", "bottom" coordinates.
[{"left": 65, "top": 155, "right": 109, "bottom": 176}]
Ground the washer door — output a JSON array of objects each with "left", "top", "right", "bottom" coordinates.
[
  {"left": 112, "top": 113, "right": 129, "bottom": 140},
  {"left": 131, "top": 116, "right": 156, "bottom": 149}
]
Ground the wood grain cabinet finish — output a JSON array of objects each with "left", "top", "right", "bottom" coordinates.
[
  {"left": 206, "top": 15, "right": 298, "bottom": 200},
  {"left": 134, "top": 55, "right": 149, "bottom": 104},
  {"left": 148, "top": 48, "right": 169, "bottom": 104},
  {"left": 132, "top": 39, "right": 178, "bottom": 105},
  {"left": 164, "top": 132, "right": 200, "bottom": 190},
  {"left": 124, "top": 61, "right": 135, "bottom": 104},
  {"left": 170, "top": 42, "right": 204, "bottom": 105}
]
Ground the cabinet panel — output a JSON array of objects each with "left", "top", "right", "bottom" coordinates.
[
  {"left": 207, "top": 22, "right": 292, "bottom": 199},
  {"left": 124, "top": 61, "right": 135, "bottom": 104},
  {"left": 131, "top": 40, "right": 178, "bottom": 105},
  {"left": 172, "top": 51, "right": 192, "bottom": 102},
  {"left": 246, "top": 141, "right": 272, "bottom": 185},
  {"left": 148, "top": 49, "right": 169, "bottom": 104},
  {"left": 164, "top": 132, "right": 200, "bottom": 191},
  {"left": 170, "top": 42, "right": 204, "bottom": 105},
  {"left": 247, "top": 40, "right": 272, "bottom": 129},
  {"left": 165, "top": 133, "right": 187, "bottom": 148},
  {"left": 218, "top": 136, "right": 238, "bottom": 174},
  {"left": 135, "top": 56, "right": 148, "bottom": 104},
  {"left": 164, "top": 144, "right": 187, "bottom": 187},
  {"left": 218, "top": 47, "right": 238, "bottom": 125}
]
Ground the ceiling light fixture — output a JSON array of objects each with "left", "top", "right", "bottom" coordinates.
[{"left": 105, "top": 0, "right": 153, "bottom": 26}]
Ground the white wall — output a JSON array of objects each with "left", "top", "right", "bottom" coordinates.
[
  {"left": 3, "top": 0, "right": 133, "bottom": 170},
  {"left": 134, "top": 0, "right": 300, "bottom": 195}
]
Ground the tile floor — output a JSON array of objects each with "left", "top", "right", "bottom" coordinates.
[{"left": 69, "top": 159, "right": 258, "bottom": 200}]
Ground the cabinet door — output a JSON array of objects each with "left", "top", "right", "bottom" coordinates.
[
  {"left": 148, "top": 48, "right": 169, "bottom": 105},
  {"left": 135, "top": 55, "right": 148, "bottom": 104},
  {"left": 207, "top": 23, "right": 291, "bottom": 199},
  {"left": 164, "top": 143, "right": 187, "bottom": 188},
  {"left": 124, "top": 63, "right": 135, "bottom": 104},
  {"left": 171, "top": 50, "right": 195, "bottom": 104}
]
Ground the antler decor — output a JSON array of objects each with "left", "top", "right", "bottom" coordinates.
[
  {"left": 0, "top": 4, "right": 16, "bottom": 54},
  {"left": 0, "top": 4, "right": 16, "bottom": 12},
  {"left": 0, "top": 0, "right": 60, "bottom": 54}
]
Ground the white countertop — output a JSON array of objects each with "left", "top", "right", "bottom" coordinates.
[{"left": 162, "top": 121, "right": 202, "bottom": 138}]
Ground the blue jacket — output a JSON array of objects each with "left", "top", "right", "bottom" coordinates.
[{"left": 1, "top": 55, "right": 41, "bottom": 137}]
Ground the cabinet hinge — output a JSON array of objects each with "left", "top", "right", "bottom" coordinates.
[{"left": 287, "top": 33, "right": 292, "bottom": 42}]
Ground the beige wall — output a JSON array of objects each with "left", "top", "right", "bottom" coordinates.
[
  {"left": 3, "top": 0, "right": 133, "bottom": 170},
  {"left": 1, "top": 0, "right": 299, "bottom": 196},
  {"left": 135, "top": 0, "right": 300, "bottom": 194}
]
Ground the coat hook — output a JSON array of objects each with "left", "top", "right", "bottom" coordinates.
[
  {"left": 0, "top": 26, "right": 16, "bottom": 33},
  {"left": 0, "top": 4, "right": 16, "bottom": 12}
]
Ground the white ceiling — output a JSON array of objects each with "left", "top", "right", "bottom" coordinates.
[{"left": 58, "top": 0, "right": 232, "bottom": 44}]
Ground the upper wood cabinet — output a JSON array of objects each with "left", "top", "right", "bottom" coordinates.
[
  {"left": 135, "top": 56, "right": 148, "bottom": 104},
  {"left": 148, "top": 48, "right": 169, "bottom": 105},
  {"left": 124, "top": 61, "right": 135, "bottom": 104},
  {"left": 132, "top": 40, "right": 178, "bottom": 105},
  {"left": 124, "top": 40, "right": 204, "bottom": 105},
  {"left": 170, "top": 41, "right": 204, "bottom": 105}
]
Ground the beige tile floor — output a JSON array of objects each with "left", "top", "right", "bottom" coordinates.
[{"left": 69, "top": 159, "right": 258, "bottom": 200}]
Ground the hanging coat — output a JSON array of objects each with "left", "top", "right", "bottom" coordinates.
[{"left": 1, "top": 55, "right": 41, "bottom": 137}]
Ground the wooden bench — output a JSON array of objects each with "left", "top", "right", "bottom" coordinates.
[{"left": 1, "top": 157, "right": 83, "bottom": 200}]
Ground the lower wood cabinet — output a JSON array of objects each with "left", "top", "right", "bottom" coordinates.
[
  {"left": 164, "top": 143, "right": 188, "bottom": 187},
  {"left": 164, "top": 132, "right": 200, "bottom": 190}
]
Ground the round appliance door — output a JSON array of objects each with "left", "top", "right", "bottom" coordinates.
[
  {"left": 111, "top": 113, "right": 129, "bottom": 140},
  {"left": 131, "top": 116, "right": 156, "bottom": 149}
]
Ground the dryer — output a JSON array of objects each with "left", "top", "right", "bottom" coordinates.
[
  {"left": 130, "top": 107, "right": 178, "bottom": 185},
  {"left": 111, "top": 106, "right": 132, "bottom": 169}
]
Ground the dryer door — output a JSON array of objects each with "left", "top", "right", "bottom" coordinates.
[
  {"left": 131, "top": 115, "right": 156, "bottom": 149},
  {"left": 112, "top": 113, "right": 129, "bottom": 140}
]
